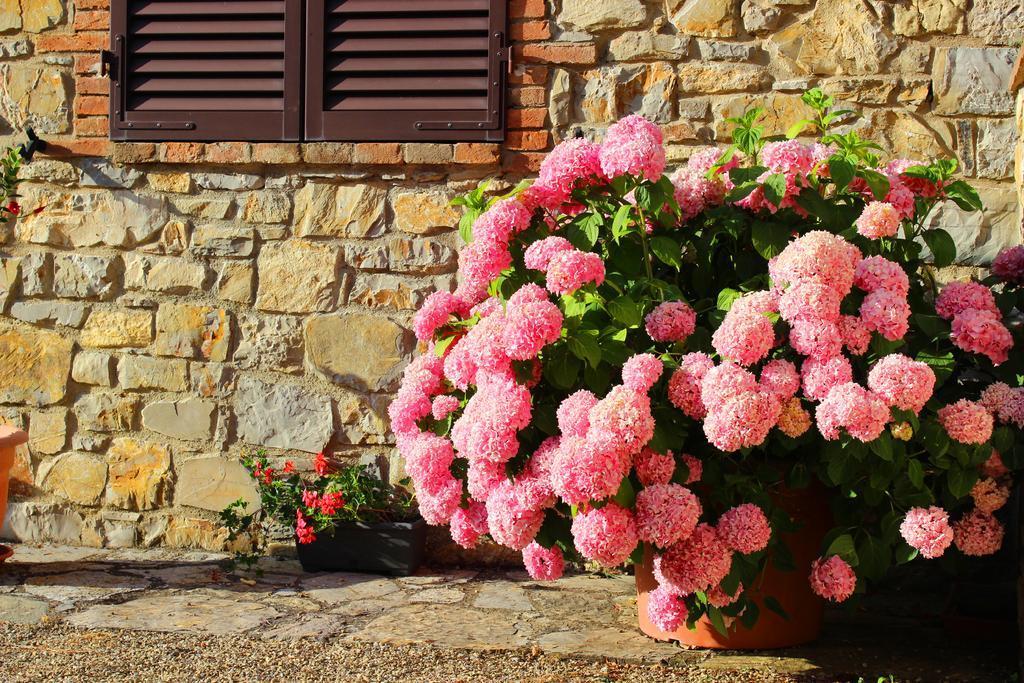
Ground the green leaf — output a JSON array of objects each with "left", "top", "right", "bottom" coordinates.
[
  {"left": 992, "top": 426, "right": 1014, "bottom": 454},
  {"left": 761, "top": 173, "right": 787, "bottom": 208},
  {"left": 943, "top": 180, "right": 983, "bottom": 212},
  {"left": 907, "top": 458, "right": 925, "bottom": 489},
  {"left": 922, "top": 228, "right": 957, "bottom": 268},
  {"left": 856, "top": 168, "right": 890, "bottom": 200},
  {"left": 611, "top": 204, "right": 632, "bottom": 241},
  {"left": 729, "top": 166, "right": 767, "bottom": 185},
  {"left": 458, "top": 211, "right": 478, "bottom": 244},
  {"left": 869, "top": 433, "right": 894, "bottom": 462},
  {"left": 895, "top": 543, "right": 918, "bottom": 564},
  {"left": 751, "top": 221, "right": 791, "bottom": 260},
  {"left": 433, "top": 335, "right": 456, "bottom": 357},
  {"left": 544, "top": 349, "right": 581, "bottom": 390},
  {"left": 912, "top": 314, "right": 949, "bottom": 341},
  {"left": 612, "top": 476, "right": 636, "bottom": 508},
  {"left": 707, "top": 606, "right": 729, "bottom": 637},
  {"left": 785, "top": 119, "right": 814, "bottom": 139},
  {"left": 717, "top": 288, "right": 743, "bottom": 312},
  {"left": 650, "top": 235, "right": 683, "bottom": 269},
  {"left": 947, "top": 467, "right": 977, "bottom": 499},
  {"left": 856, "top": 534, "right": 891, "bottom": 581},
  {"left": 725, "top": 181, "right": 759, "bottom": 203},
  {"left": 825, "top": 534, "right": 859, "bottom": 566},
  {"left": 915, "top": 350, "right": 955, "bottom": 387},
  {"left": 567, "top": 331, "right": 602, "bottom": 368},
  {"left": 828, "top": 158, "right": 855, "bottom": 190},
  {"left": 763, "top": 596, "right": 790, "bottom": 620},
  {"left": 608, "top": 295, "right": 642, "bottom": 327}
]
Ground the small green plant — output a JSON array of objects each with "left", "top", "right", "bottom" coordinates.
[{"left": 219, "top": 450, "right": 416, "bottom": 571}]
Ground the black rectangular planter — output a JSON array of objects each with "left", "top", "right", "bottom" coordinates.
[{"left": 295, "top": 517, "right": 427, "bottom": 576}]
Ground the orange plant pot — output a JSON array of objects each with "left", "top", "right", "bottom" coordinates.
[
  {"left": 0, "top": 425, "right": 28, "bottom": 538},
  {"left": 636, "top": 484, "right": 832, "bottom": 649}
]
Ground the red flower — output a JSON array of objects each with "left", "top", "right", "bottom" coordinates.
[
  {"left": 295, "top": 509, "right": 317, "bottom": 545},
  {"left": 301, "top": 489, "right": 319, "bottom": 508},
  {"left": 314, "top": 452, "right": 329, "bottom": 476},
  {"left": 5, "top": 201, "right": 20, "bottom": 215},
  {"left": 262, "top": 468, "right": 274, "bottom": 484},
  {"left": 319, "top": 491, "right": 345, "bottom": 516},
  {"left": 283, "top": 461, "right": 295, "bottom": 474}
]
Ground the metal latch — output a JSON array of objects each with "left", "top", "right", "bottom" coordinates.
[{"left": 100, "top": 49, "right": 118, "bottom": 80}]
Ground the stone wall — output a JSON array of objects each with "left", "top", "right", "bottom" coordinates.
[{"left": 0, "top": 0, "right": 1020, "bottom": 551}]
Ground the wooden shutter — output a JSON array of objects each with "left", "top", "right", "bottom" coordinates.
[
  {"left": 305, "top": 0, "right": 509, "bottom": 142},
  {"left": 107, "top": 0, "right": 302, "bottom": 141}
]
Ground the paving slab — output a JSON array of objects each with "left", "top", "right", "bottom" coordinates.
[{"left": 66, "top": 594, "right": 281, "bottom": 635}]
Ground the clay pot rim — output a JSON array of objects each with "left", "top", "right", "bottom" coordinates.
[{"left": 0, "top": 425, "right": 28, "bottom": 449}]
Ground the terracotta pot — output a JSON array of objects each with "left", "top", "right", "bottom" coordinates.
[
  {"left": 0, "top": 425, "right": 28, "bottom": 537},
  {"left": 636, "top": 483, "right": 832, "bottom": 649}
]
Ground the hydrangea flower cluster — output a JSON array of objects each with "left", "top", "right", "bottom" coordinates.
[{"left": 397, "top": 106, "right": 1020, "bottom": 640}]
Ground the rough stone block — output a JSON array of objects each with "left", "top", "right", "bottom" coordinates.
[
  {"left": 39, "top": 452, "right": 107, "bottom": 506},
  {"left": 124, "top": 254, "right": 208, "bottom": 294},
  {"left": 72, "top": 351, "right": 115, "bottom": 387},
  {"left": 305, "top": 312, "right": 412, "bottom": 392},
  {"left": 235, "top": 376, "right": 333, "bottom": 453},
  {"left": 153, "top": 303, "right": 231, "bottom": 362},
  {"left": 75, "top": 392, "right": 140, "bottom": 432},
  {"left": 234, "top": 313, "right": 304, "bottom": 375},
  {"left": 80, "top": 309, "right": 153, "bottom": 348},
  {"left": 52, "top": 253, "right": 118, "bottom": 299},
  {"left": 216, "top": 262, "right": 254, "bottom": 304},
  {"left": 255, "top": 241, "right": 341, "bottom": 313},
  {"left": 294, "top": 183, "right": 386, "bottom": 238},
  {"left": 390, "top": 189, "right": 460, "bottom": 235},
  {"left": 10, "top": 300, "right": 88, "bottom": 327},
  {"left": 28, "top": 409, "right": 67, "bottom": 455},
  {"left": 933, "top": 47, "right": 1015, "bottom": 116},
  {"left": 117, "top": 356, "right": 189, "bottom": 392},
  {"left": 242, "top": 190, "right": 292, "bottom": 224},
  {"left": 106, "top": 437, "right": 172, "bottom": 511},
  {"left": 141, "top": 399, "right": 216, "bottom": 441},
  {"left": 175, "top": 455, "right": 259, "bottom": 512},
  {"left": 0, "top": 328, "right": 72, "bottom": 406}
]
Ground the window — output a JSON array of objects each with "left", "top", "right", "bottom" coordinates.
[{"left": 106, "top": 0, "right": 509, "bottom": 143}]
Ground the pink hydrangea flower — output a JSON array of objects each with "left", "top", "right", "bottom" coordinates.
[
  {"left": 634, "top": 484, "right": 702, "bottom": 548},
  {"left": 854, "top": 256, "right": 909, "bottom": 296},
  {"left": 760, "top": 359, "right": 801, "bottom": 400},
  {"left": 859, "top": 289, "right": 910, "bottom": 341},
  {"left": 587, "top": 385, "right": 656, "bottom": 458},
  {"left": 659, "top": 524, "right": 733, "bottom": 595},
  {"left": 533, "top": 137, "right": 604, "bottom": 205},
  {"left": 524, "top": 236, "right": 574, "bottom": 272},
  {"left": 471, "top": 197, "right": 533, "bottom": 245},
  {"left": 455, "top": 238, "right": 513, "bottom": 305},
  {"left": 467, "top": 458, "right": 506, "bottom": 501},
  {"left": 545, "top": 249, "right": 605, "bottom": 295},
  {"left": 570, "top": 503, "right": 639, "bottom": 567},
  {"left": 771, "top": 231, "right": 861, "bottom": 294},
  {"left": 953, "top": 510, "right": 1004, "bottom": 556},
  {"left": 856, "top": 201, "right": 901, "bottom": 239},
  {"left": 417, "top": 478, "right": 464, "bottom": 526},
  {"left": 707, "top": 582, "right": 742, "bottom": 607},
  {"left": 402, "top": 432, "right": 456, "bottom": 497},
  {"left": 703, "top": 390, "right": 782, "bottom": 452},
  {"left": 992, "top": 245, "right": 1024, "bottom": 286},
  {"left": 777, "top": 397, "right": 812, "bottom": 438},
  {"left": 681, "top": 453, "right": 702, "bottom": 484},
  {"left": 809, "top": 555, "right": 856, "bottom": 602},
  {"left": 449, "top": 501, "right": 489, "bottom": 549},
  {"left": 622, "top": 353, "right": 664, "bottom": 393},
  {"left": 717, "top": 503, "right": 771, "bottom": 554},
  {"left": 646, "top": 586, "right": 688, "bottom": 631},
  {"left": 979, "top": 382, "right": 1015, "bottom": 416},
  {"left": 886, "top": 158, "right": 938, "bottom": 197},
  {"left": 451, "top": 371, "right": 532, "bottom": 463},
  {"left": 508, "top": 282, "right": 550, "bottom": 307},
  {"left": 485, "top": 479, "right": 547, "bottom": 550},
  {"left": 935, "top": 281, "right": 998, "bottom": 321},
  {"left": 599, "top": 114, "right": 666, "bottom": 182},
  {"left": 971, "top": 477, "right": 1010, "bottom": 514},
  {"left": 730, "top": 291, "right": 780, "bottom": 317},
  {"left": 951, "top": 308, "right": 1013, "bottom": 365},
  {"left": 884, "top": 177, "right": 915, "bottom": 220},
  {"left": 442, "top": 336, "right": 478, "bottom": 391},
  {"left": 634, "top": 447, "right": 676, "bottom": 487},
  {"left": 867, "top": 354, "right": 936, "bottom": 414},
  {"left": 667, "top": 353, "right": 715, "bottom": 419},
  {"left": 502, "top": 299, "right": 563, "bottom": 360},
  {"left": 550, "top": 436, "right": 629, "bottom": 505},
  {"left": 938, "top": 400, "right": 993, "bottom": 445},
  {"left": 645, "top": 301, "right": 696, "bottom": 343},
  {"left": 802, "top": 355, "right": 854, "bottom": 402},
  {"left": 789, "top": 318, "right": 844, "bottom": 360},
  {"left": 522, "top": 541, "right": 565, "bottom": 581},
  {"left": 556, "top": 389, "right": 599, "bottom": 438},
  {"left": 839, "top": 314, "right": 872, "bottom": 356},
  {"left": 778, "top": 282, "right": 843, "bottom": 323},
  {"left": 413, "top": 291, "right": 466, "bottom": 342},
  {"left": 431, "top": 395, "right": 460, "bottom": 421},
  {"left": 899, "top": 506, "right": 953, "bottom": 559},
  {"left": 700, "top": 362, "right": 758, "bottom": 411},
  {"left": 982, "top": 450, "right": 1009, "bottom": 479},
  {"left": 712, "top": 309, "right": 775, "bottom": 366},
  {"left": 815, "top": 382, "right": 890, "bottom": 442}
]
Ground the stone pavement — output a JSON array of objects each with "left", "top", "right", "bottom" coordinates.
[{"left": 0, "top": 543, "right": 1013, "bottom": 681}]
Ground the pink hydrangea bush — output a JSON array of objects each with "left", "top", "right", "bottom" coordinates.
[{"left": 397, "top": 90, "right": 1022, "bottom": 637}]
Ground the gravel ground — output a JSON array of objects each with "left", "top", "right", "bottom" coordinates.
[{"left": 0, "top": 622, "right": 798, "bottom": 683}]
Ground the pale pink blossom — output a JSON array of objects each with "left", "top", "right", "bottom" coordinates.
[
  {"left": 622, "top": 353, "right": 664, "bottom": 393},
  {"left": 938, "top": 400, "right": 993, "bottom": 445},
  {"left": 522, "top": 541, "right": 565, "bottom": 581},
  {"left": 681, "top": 453, "right": 702, "bottom": 484},
  {"left": 815, "top": 382, "right": 890, "bottom": 442},
  {"left": 524, "top": 236, "right": 574, "bottom": 272},
  {"left": 414, "top": 291, "right": 466, "bottom": 342},
  {"left": 867, "top": 354, "right": 936, "bottom": 414},
  {"left": 899, "top": 506, "right": 953, "bottom": 559},
  {"left": 599, "top": 114, "right": 666, "bottom": 182},
  {"left": 545, "top": 249, "right": 605, "bottom": 295},
  {"left": 789, "top": 318, "right": 844, "bottom": 360},
  {"left": 809, "top": 555, "right": 856, "bottom": 602},
  {"left": 716, "top": 503, "right": 771, "bottom": 554},
  {"left": 771, "top": 231, "right": 861, "bottom": 294},
  {"left": 645, "top": 301, "right": 696, "bottom": 343},
  {"left": 502, "top": 299, "right": 563, "bottom": 360},
  {"left": 953, "top": 510, "right": 1004, "bottom": 556},
  {"left": 951, "top": 308, "right": 1013, "bottom": 365},
  {"left": 587, "top": 385, "right": 656, "bottom": 458},
  {"left": 449, "top": 501, "right": 489, "bottom": 549},
  {"left": 856, "top": 201, "right": 901, "bottom": 239},
  {"left": 634, "top": 447, "right": 676, "bottom": 487},
  {"left": 712, "top": 309, "right": 775, "bottom": 366},
  {"left": 667, "top": 352, "right": 715, "bottom": 419},
  {"left": 859, "top": 289, "right": 910, "bottom": 341},
  {"left": 659, "top": 524, "right": 733, "bottom": 595},
  {"left": 971, "top": 477, "right": 1010, "bottom": 514},
  {"left": 550, "top": 436, "right": 629, "bottom": 505},
  {"left": 533, "top": 137, "right": 604, "bottom": 205},
  {"left": 634, "top": 483, "right": 701, "bottom": 548},
  {"left": 839, "top": 314, "right": 872, "bottom": 356},
  {"left": 700, "top": 362, "right": 758, "bottom": 411},
  {"left": 557, "top": 389, "right": 599, "bottom": 438},
  {"left": 471, "top": 197, "right": 533, "bottom": 245},
  {"left": 485, "top": 479, "right": 546, "bottom": 550},
  {"left": 646, "top": 586, "right": 689, "bottom": 631},
  {"left": 854, "top": 256, "right": 909, "bottom": 296},
  {"left": 778, "top": 282, "right": 843, "bottom": 323},
  {"left": 703, "top": 390, "right": 782, "bottom": 452},
  {"left": 992, "top": 245, "right": 1024, "bottom": 286},
  {"left": 431, "top": 395, "right": 460, "bottom": 421},
  {"left": 760, "top": 359, "right": 801, "bottom": 400},
  {"left": 802, "top": 355, "right": 854, "bottom": 402},
  {"left": 935, "top": 281, "right": 997, "bottom": 321},
  {"left": 571, "top": 503, "right": 639, "bottom": 567}
]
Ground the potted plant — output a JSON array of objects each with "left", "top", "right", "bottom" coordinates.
[
  {"left": 392, "top": 88, "right": 1023, "bottom": 648},
  {"left": 220, "top": 451, "right": 424, "bottom": 576}
]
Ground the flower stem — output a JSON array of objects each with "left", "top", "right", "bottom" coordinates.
[{"left": 634, "top": 204, "right": 654, "bottom": 280}]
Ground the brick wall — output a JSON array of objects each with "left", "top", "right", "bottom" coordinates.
[{"left": 0, "top": 0, "right": 1020, "bottom": 551}]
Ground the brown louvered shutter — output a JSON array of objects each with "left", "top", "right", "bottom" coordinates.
[
  {"left": 305, "top": 0, "right": 508, "bottom": 142},
  {"left": 107, "top": 0, "right": 302, "bottom": 141}
]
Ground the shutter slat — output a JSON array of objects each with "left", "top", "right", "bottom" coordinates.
[
  {"left": 133, "top": 1, "right": 285, "bottom": 16},
  {"left": 330, "top": 36, "right": 487, "bottom": 53},
  {"left": 331, "top": 75, "right": 487, "bottom": 92},
  {"left": 331, "top": 56, "right": 485, "bottom": 72},
  {"left": 332, "top": 0, "right": 488, "bottom": 13},
  {"left": 331, "top": 16, "right": 488, "bottom": 33},
  {"left": 330, "top": 95, "right": 487, "bottom": 110},
  {"left": 133, "top": 77, "right": 284, "bottom": 93},
  {"left": 132, "top": 19, "right": 285, "bottom": 35},
  {"left": 134, "top": 38, "right": 286, "bottom": 54},
  {"left": 130, "top": 96, "right": 284, "bottom": 111},
  {"left": 133, "top": 57, "right": 285, "bottom": 74}
]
